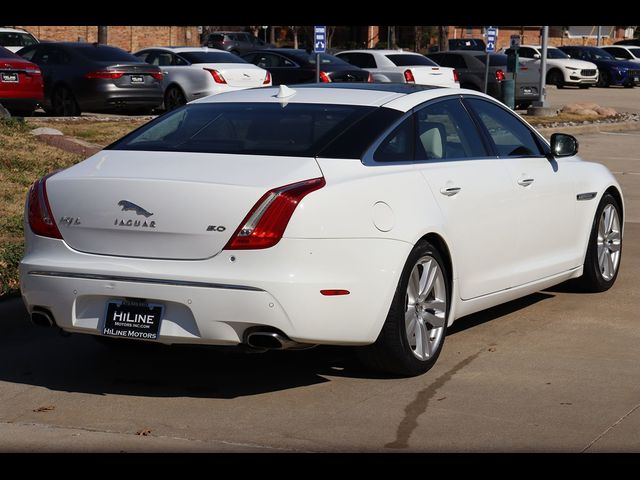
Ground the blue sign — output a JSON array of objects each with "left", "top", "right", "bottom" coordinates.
[
  {"left": 314, "top": 25, "right": 326, "bottom": 53},
  {"left": 486, "top": 27, "right": 497, "bottom": 53}
]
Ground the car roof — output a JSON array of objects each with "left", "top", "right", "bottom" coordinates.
[
  {"left": 339, "top": 49, "right": 420, "bottom": 55},
  {"left": 35, "top": 41, "right": 123, "bottom": 49},
  {"left": 137, "top": 46, "right": 231, "bottom": 54},
  {"left": 0, "top": 27, "right": 30, "bottom": 33},
  {"left": 190, "top": 83, "right": 491, "bottom": 112}
]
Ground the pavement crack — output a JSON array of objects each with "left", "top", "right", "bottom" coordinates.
[
  {"left": 385, "top": 350, "right": 482, "bottom": 449},
  {"left": 581, "top": 401, "right": 640, "bottom": 452}
]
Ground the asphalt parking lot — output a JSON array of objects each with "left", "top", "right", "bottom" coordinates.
[{"left": 1, "top": 125, "right": 640, "bottom": 453}]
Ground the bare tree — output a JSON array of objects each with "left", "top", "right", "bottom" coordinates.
[
  {"left": 98, "top": 26, "right": 108, "bottom": 44},
  {"left": 289, "top": 26, "right": 299, "bottom": 49},
  {"left": 389, "top": 26, "right": 397, "bottom": 49},
  {"left": 438, "top": 26, "right": 449, "bottom": 51},
  {"left": 327, "top": 26, "right": 336, "bottom": 49},
  {"left": 270, "top": 26, "right": 276, "bottom": 45}
]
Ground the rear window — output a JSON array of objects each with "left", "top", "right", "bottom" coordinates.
[
  {"left": 107, "top": 103, "right": 380, "bottom": 157},
  {"left": 178, "top": 51, "right": 247, "bottom": 64},
  {"left": 386, "top": 54, "right": 437, "bottom": 67},
  {"left": 0, "top": 32, "right": 37, "bottom": 47},
  {"left": 75, "top": 45, "right": 140, "bottom": 62}
]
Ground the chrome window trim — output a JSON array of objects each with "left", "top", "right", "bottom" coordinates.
[{"left": 27, "top": 271, "right": 264, "bottom": 292}]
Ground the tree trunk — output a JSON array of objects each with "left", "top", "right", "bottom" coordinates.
[
  {"left": 414, "top": 25, "right": 422, "bottom": 52},
  {"left": 270, "top": 26, "right": 276, "bottom": 45},
  {"left": 438, "top": 26, "right": 448, "bottom": 51},
  {"left": 291, "top": 26, "right": 299, "bottom": 49},
  {"left": 389, "top": 26, "right": 397, "bottom": 49},
  {"left": 98, "top": 26, "right": 108, "bottom": 45}
]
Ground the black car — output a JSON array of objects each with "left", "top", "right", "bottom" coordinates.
[
  {"left": 427, "top": 50, "right": 539, "bottom": 109},
  {"left": 16, "top": 42, "right": 164, "bottom": 116},
  {"left": 202, "top": 32, "right": 272, "bottom": 55},
  {"left": 429, "top": 38, "right": 487, "bottom": 52},
  {"left": 558, "top": 46, "right": 640, "bottom": 88},
  {"left": 614, "top": 39, "right": 640, "bottom": 47},
  {"left": 240, "top": 49, "right": 371, "bottom": 85}
]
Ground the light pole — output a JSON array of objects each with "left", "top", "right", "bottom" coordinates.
[{"left": 262, "top": 26, "right": 268, "bottom": 43}]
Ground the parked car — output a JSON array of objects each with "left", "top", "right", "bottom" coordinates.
[
  {"left": 614, "top": 39, "right": 640, "bottom": 47},
  {"left": 134, "top": 47, "right": 271, "bottom": 111},
  {"left": 601, "top": 45, "right": 640, "bottom": 64},
  {"left": 427, "top": 50, "right": 538, "bottom": 109},
  {"left": 0, "top": 27, "right": 38, "bottom": 53},
  {"left": 558, "top": 46, "right": 640, "bottom": 88},
  {"left": 336, "top": 49, "right": 459, "bottom": 88},
  {"left": 0, "top": 45, "right": 43, "bottom": 116},
  {"left": 506, "top": 45, "right": 598, "bottom": 88},
  {"left": 16, "top": 42, "right": 164, "bottom": 116},
  {"left": 241, "top": 49, "right": 372, "bottom": 85},
  {"left": 428, "top": 38, "right": 487, "bottom": 52},
  {"left": 20, "top": 83, "right": 623, "bottom": 377},
  {"left": 202, "top": 31, "right": 272, "bottom": 55}
]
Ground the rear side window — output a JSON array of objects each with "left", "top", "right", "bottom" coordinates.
[
  {"left": 415, "top": 99, "right": 487, "bottom": 160},
  {"left": 0, "top": 32, "right": 37, "bottom": 47},
  {"left": 374, "top": 116, "right": 415, "bottom": 162},
  {"left": 386, "top": 54, "right": 437, "bottom": 67},
  {"left": 76, "top": 45, "right": 140, "bottom": 62},
  {"left": 108, "top": 103, "right": 376, "bottom": 157},
  {"left": 466, "top": 98, "right": 543, "bottom": 157},
  {"left": 179, "top": 51, "right": 247, "bottom": 64}
]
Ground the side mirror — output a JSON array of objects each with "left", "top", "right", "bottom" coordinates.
[
  {"left": 550, "top": 133, "right": 578, "bottom": 157},
  {"left": 533, "top": 53, "right": 541, "bottom": 59}
]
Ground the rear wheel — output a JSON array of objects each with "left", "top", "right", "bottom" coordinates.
[
  {"left": 52, "top": 86, "right": 80, "bottom": 116},
  {"left": 358, "top": 240, "right": 449, "bottom": 377},
  {"left": 577, "top": 193, "right": 622, "bottom": 292},
  {"left": 164, "top": 85, "right": 186, "bottom": 111}
]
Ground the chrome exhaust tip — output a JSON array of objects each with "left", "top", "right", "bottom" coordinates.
[
  {"left": 245, "top": 331, "right": 315, "bottom": 351},
  {"left": 31, "top": 309, "right": 55, "bottom": 327}
]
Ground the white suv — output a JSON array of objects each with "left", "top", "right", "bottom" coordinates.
[
  {"left": 0, "top": 27, "right": 38, "bottom": 53},
  {"left": 511, "top": 45, "right": 599, "bottom": 88}
]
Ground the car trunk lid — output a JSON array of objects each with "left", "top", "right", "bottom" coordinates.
[{"left": 200, "top": 63, "right": 268, "bottom": 87}]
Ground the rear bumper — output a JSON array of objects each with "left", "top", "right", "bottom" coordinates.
[
  {"left": 75, "top": 83, "right": 163, "bottom": 111},
  {"left": 20, "top": 234, "right": 410, "bottom": 346}
]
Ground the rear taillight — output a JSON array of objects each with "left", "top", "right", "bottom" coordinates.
[
  {"left": 204, "top": 68, "right": 227, "bottom": 84},
  {"left": 224, "top": 177, "right": 326, "bottom": 250},
  {"left": 25, "top": 68, "right": 41, "bottom": 76},
  {"left": 27, "top": 174, "right": 62, "bottom": 239},
  {"left": 151, "top": 71, "right": 163, "bottom": 81},
  {"left": 404, "top": 69, "right": 415, "bottom": 83},
  {"left": 453, "top": 69, "right": 460, "bottom": 83},
  {"left": 263, "top": 70, "right": 271, "bottom": 85},
  {"left": 367, "top": 72, "right": 374, "bottom": 83},
  {"left": 319, "top": 71, "right": 331, "bottom": 83},
  {"left": 84, "top": 70, "right": 124, "bottom": 79},
  {"left": 496, "top": 69, "right": 506, "bottom": 81}
]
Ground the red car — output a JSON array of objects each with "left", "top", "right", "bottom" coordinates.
[{"left": 0, "top": 45, "right": 43, "bottom": 116}]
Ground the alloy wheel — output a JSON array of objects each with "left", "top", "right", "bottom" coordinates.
[{"left": 597, "top": 204, "right": 621, "bottom": 281}]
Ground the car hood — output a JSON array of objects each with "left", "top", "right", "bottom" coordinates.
[{"left": 549, "top": 58, "right": 597, "bottom": 69}]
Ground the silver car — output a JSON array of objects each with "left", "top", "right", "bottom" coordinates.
[{"left": 133, "top": 47, "right": 272, "bottom": 110}]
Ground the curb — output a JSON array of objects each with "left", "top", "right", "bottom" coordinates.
[{"left": 535, "top": 120, "right": 640, "bottom": 138}]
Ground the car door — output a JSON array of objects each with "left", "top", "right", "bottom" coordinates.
[
  {"left": 463, "top": 96, "right": 579, "bottom": 286},
  {"left": 406, "top": 97, "right": 520, "bottom": 300}
]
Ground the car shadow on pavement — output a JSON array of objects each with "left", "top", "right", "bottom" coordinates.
[{"left": 0, "top": 291, "right": 555, "bottom": 397}]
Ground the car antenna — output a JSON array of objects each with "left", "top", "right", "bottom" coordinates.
[{"left": 276, "top": 85, "right": 296, "bottom": 99}]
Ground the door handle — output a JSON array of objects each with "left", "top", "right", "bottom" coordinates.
[
  {"left": 440, "top": 186, "right": 462, "bottom": 196},
  {"left": 517, "top": 178, "right": 535, "bottom": 187}
]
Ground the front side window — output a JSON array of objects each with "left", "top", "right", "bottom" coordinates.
[
  {"left": 415, "top": 99, "right": 487, "bottom": 160},
  {"left": 466, "top": 98, "right": 543, "bottom": 157}
]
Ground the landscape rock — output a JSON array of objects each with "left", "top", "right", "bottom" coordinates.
[
  {"left": 30, "top": 127, "right": 64, "bottom": 136},
  {"left": 0, "top": 103, "right": 11, "bottom": 118}
]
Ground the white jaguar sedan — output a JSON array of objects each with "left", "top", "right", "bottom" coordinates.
[{"left": 20, "top": 84, "right": 624, "bottom": 376}]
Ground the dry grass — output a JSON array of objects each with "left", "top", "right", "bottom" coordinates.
[
  {"left": 28, "top": 119, "right": 148, "bottom": 146},
  {"left": 525, "top": 113, "right": 611, "bottom": 127}
]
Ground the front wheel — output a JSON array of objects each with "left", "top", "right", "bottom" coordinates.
[
  {"left": 358, "top": 240, "right": 449, "bottom": 377},
  {"left": 547, "top": 69, "right": 564, "bottom": 88},
  {"left": 577, "top": 193, "right": 622, "bottom": 292},
  {"left": 597, "top": 71, "right": 610, "bottom": 88}
]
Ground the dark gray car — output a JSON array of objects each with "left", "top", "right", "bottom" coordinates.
[
  {"left": 16, "top": 42, "right": 164, "bottom": 116},
  {"left": 202, "top": 32, "right": 273, "bottom": 56},
  {"left": 427, "top": 50, "right": 539, "bottom": 109}
]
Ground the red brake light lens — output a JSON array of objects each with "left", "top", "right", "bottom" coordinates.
[
  {"left": 151, "top": 71, "right": 163, "bottom": 81},
  {"left": 496, "top": 69, "right": 506, "bottom": 81},
  {"left": 28, "top": 173, "right": 62, "bottom": 239},
  {"left": 263, "top": 70, "right": 271, "bottom": 85},
  {"left": 403, "top": 69, "right": 415, "bottom": 83},
  {"left": 319, "top": 71, "right": 331, "bottom": 83},
  {"left": 367, "top": 72, "right": 374, "bottom": 83},
  {"left": 84, "top": 70, "right": 124, "bottom": 79},
  {"left": 204, "top": 68, "right": 227, "bottom": 84},
  {"left": 225, "top": 177, "right": 326, "bottom": 250},
  {"left": 453, "top": 69, "right": 460, "bottom": 83}
]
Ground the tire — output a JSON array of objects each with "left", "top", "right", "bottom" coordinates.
[
  {"left": 597, "top": 71, "right": 610, "bottom": 88},
  {"left": 623, "top": 81, "right": 635, "bottom": 89},
  {"left": 577, "top": 193, "right": 622, "bottom": 293},
  {"left": 52, "top": 86, "right": 80, "bottom": 116},
  {"left": 164, "top": 85, "right": 186, "bottom": 111},
  {"left": 547, "top": 69, "right": 565, "bottom": 88},
  {"left": 358, "top": 240, "right": 450, "bottom": 377}
]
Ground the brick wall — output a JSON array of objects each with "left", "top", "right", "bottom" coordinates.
[{"left": 16, "top": 26, "right": 199, "bottom": 52}]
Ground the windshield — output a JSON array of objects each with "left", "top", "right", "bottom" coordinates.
[
  {"left": 76, "top": 45, "right": 140, "bottom": 62},
  {"left": 108, "top": 102, "right": 375, "bottom": 157},
  {"left": 0, "top": 32, "right": 37, "bottom": 47},
  {"left": 178, "top": 51, "right": 247, "bottom": 64},
  {"left": 547, "top": 48, "right": 569, "bottom": 59},
  {"left": 386, "top": 54, "right": 437, "bottom": 67},
  {"left": 590, "top": 48, "right": 616, "bottom": 60},
  {"left": 628, "top": 48, "right": 640, "bottom": 58}
]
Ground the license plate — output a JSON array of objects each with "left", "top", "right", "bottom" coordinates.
[
  {"left": 1, "top": 72, "right": 19, "bottom": 83},
  {"left": 522, "top": 87, "right": 533, "bottom": 94},
  {"left": 130, "top": 75, "right": 144, "bottom": 83},
  {"left": 634, "top": 77, "right": 639, "bottom": 83},
  {"left": 103, "top": 300, "right": 163, "bottom": 340}
]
